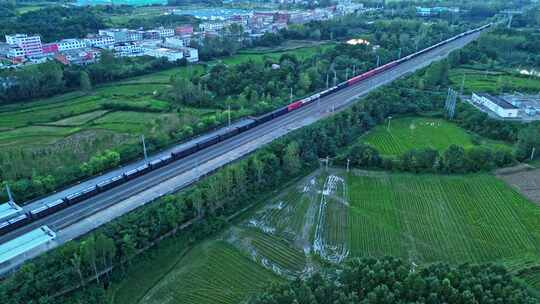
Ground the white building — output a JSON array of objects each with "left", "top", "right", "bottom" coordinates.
[
  {"left": 156, "top": 27, "right": 175, "bottom": 38},
  {"left": 114, "top": 42, "right": 144, "bottom": 57},
  {"left": 145, "top": 47, "right": 184, "bottom": 62},
  {"left": 163, "top": 37, "right": 187, "bottom": 49},
  {"left": 199, "top": 21, "right": 230, "bottom": 32},
  {"left": 84, "top": 35, "right": 115, "bottom": 49},
  {"left": 7, "top": 46, "right": 24, "bottom": 59},
  {"left": 472, "top": 93, "right": 519, "bottom": 118},
  {"left": 99, "top": 29, "right": 143, "bottom": 43},
  {"left": 180, "top": 47, "right": 198, "bottom": 63},
  {"left": 57, "top": 39, "right": 86, "bottom": 52},
  {"left": 5, "top": 34, "right": 43, "bottom": 58}
]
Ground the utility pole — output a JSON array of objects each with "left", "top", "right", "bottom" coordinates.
[
  {"left": 531, "top": 147, "right": 536, "bottom": 161},
  {"left": 325, "top": 156, "right": 329, "bottom": 171},
  {"left": 289, "top": 87, "right": 293, "bottom": 103},
  {"left": 333, "top": 70, "right": 337, "bottom": 87},
  {"left": 326, "top": 73, "right": 329, "bottom": 88},
  {"left": 5, "top": 184, "right": 14, "bottom": 203},
  {"left": 227, "top": 104, "right": 231, "bottom": 129},
  {"left": 460, "top": 74, "right": 465, "bottom": 95},
  {"left": 141, "top": 135, "right": 148, "bottom": 164}
]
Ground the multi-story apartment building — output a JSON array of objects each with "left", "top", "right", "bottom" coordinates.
[
  {"left": 5, "top": 34, "right": 43, "bottom": 58},
  {"left": 175, "top": 25, "right": 194, "bottom": 37},
  {"left": 7, "top": 46, "right": 25, "bottom": 59},
  {"left": 57, "top": 39, "right": 86, "bottom": 52},
  {"left": 84, "top": 35, "right": 115, "bottom": 49},
  {"left": 156, "top": 27, "right": 175, "bottom": 38},
  {"left": 144, "top": 47, "right": 184, "bottom": 62},
  {"left": 113, "top": 42, "right": 144, "bottom": 57},
  {"left": 99, "top": 29, "right": 143, "bottom": 43}
]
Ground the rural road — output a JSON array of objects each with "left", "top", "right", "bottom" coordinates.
[{"left": 0, "top": 30, "right": 482, "bottom": 274}]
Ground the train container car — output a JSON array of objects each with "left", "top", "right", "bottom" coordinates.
[
  {"left": 236, "top": 119, "right": 257, "bottom": 132},
  {"left": 30, "top": 205, "right": 50, "bottom": 219},
  {"left": 171, "top": 143, "right": 198, "bottom": 160},
  {"left": 287, "top": 101, "right": 302, "bottom": 111},
  {"left": 80, "top": 186, "right": 98, "bottom": 201},
  {"left": 149, "top": 158, "right": 165, "bottom": 170},
  {"left": 256, "top": 112, "right": 275, "bottom": 124},
  {"left": 124, "top": 168, "right": 139, "bottom": 180},
  {"left": 160, "top": 154, "right": 173, "bottom": 165},
  {"left": 47, "top": 199, "right": 67, "bottom": 214},
  {"left": 136, "top": 164, "right": 151, "bottom": 175},
  {"left": 97, "top": 175, "right": 124, "bottom": 191},
  {"left": 337, "top": 81, "right": 349, "bottom": 90},
  {"left": 271, "top": 106, "right": 289, "bottom": 118},
  {"left": 0, "top": 220, "right": 12, "bottom": 236},
  {"left": 219, "top": 128, "right": 239, "bottom": 141},
  {"left": 65, "top": 191, "right": 84, "bottom": 205},
  {"left": 197, "top": 135, "right": 220, "bottom": 150},
  {"left": 8, "top": 214, "right": 31, "bottom": 231}
]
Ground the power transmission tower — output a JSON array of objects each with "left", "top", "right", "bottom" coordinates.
[{"left": 444, "top": 88, "right": 458, "bottom": 119}]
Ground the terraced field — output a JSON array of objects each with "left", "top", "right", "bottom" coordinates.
[{"left": 362, "top": 116, "right": 508, "bottom": 155}]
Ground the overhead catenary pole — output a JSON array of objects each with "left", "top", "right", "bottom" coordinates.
[
  {"left": 289, "top": 87, "right": 293, "bottom": 103},
  {"left": 326, "top": 73, "right": 329, "bottom": 88},
  {"left": 531, "top": 147, "right": 536, "bottom": 161},
  {"left": 460, "top": 74, "right": 465, "bottom": 95},
  {"left": 376, "top": 55, "right": 380, "bottom": 67},
  {"left": 5, "top": 184, "right": 14, "bottom": 203},
  {"left": 347, "top": 159, "right": 350, "bottom": 172},
  {"left": 141, "top": 135, "right": 148, "bottom": 164},
  {"left": 387, "top": 116, "right": 392, "bottom": 130},
  {"left": 227, "top": 105, "right": 231, "bottom": 129}
]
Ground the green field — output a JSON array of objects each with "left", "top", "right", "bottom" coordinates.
[
  {"left": 362, "top": 116, "right": 508, "bottom": 155},
  {"left": 136, "top": 241, "right": 278, "bottom": 304},
  {"left": 112, "top": 169, "right": 540, "bottom": 303},
  {"left": 0, "top": 44, "right": 334, "bottom": 150},
  {"left": 449, "top": 68, "right": 540, "bottom": 95}
]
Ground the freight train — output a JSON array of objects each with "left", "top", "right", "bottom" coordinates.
[{"left": 0, "top": 23, "right": 491, "bottom": 237}]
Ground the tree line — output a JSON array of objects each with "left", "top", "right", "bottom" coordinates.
[{"left": 250, "top": 257, "right": 538, "bottom": 304}]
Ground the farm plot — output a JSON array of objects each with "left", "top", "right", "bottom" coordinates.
[
  {"left": 139, "top": 241, "right": 278, "bottom": 304},
  {"left": 361, "top": 117, "right": 507, "bottom": 156},
  {"left": 230, "top": 228, "right": 308, "bottom": 277},
  {"left": 313, "top": 174, "right": 350, "bottom": 263},
  {"left": 347, "top": 172, "right": 540, "bottom": 265}
]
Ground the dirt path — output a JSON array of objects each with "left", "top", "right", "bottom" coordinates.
[{"left": 496, "top": 165, "right": 540, "bottom": 205}]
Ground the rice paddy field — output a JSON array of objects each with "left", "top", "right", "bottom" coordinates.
[
  {"left": 362, "top": 116, "right": 509, "bottom": 155},
  {"left": 112, "top": 169, "right": 540, "bottom": 304}
]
